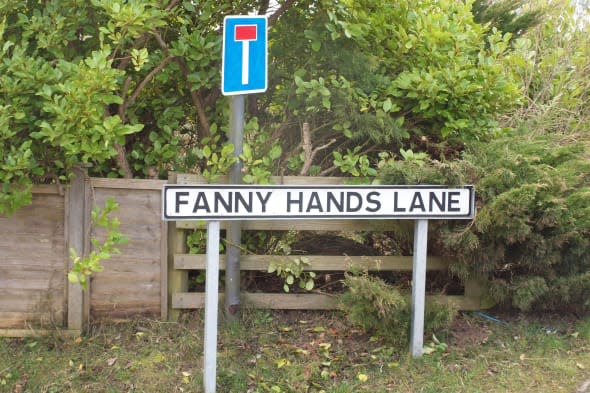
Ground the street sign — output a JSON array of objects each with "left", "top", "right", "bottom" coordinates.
[
  {"left": 222, "top": 15, "right": 268, "bottom": 95},
  {"left": 162, "top": 185, "right": 475, "bottom": 221},
  {"left": 162, "top": 183, "right": 476, "bottom": 391}
]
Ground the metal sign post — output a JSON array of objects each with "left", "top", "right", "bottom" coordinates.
[
  {"left": 225, "top": 95, "right": 245, "bottom": 319},
  {"left": 410, "top": 219, "right": 428, "bottom": 357},
  {"left": 222, "top": 15, "right": 268, "bottom": 322},
  {"left": 198, "top": 16, "right": 272, "bottom": 392},
  {"left": 203, "top": 220, "right": 220, "bottom": 393}
]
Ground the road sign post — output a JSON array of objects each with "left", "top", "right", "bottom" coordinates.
[
  {"left": 410, "top": 219, "right": 428, "bottom": 357},
  {"left": 203, "top": 221, "right": 220, "bottom": 393},
  {"left": 225, "top": 95, "right": 245, "bottom": 320},
  {"left": 222, "top": 15, "right": 268, "bottom": 322}
]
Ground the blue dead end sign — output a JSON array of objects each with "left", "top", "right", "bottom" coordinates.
[{"left": 222, "top": 15, "right": 268, "bottom": 96}]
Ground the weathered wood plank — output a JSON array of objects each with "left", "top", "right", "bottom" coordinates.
[
  {"left": 160, "top": 220, "right": 168, "bottom": 320},
  {"left": 90, "top": 300, "right": 160, "bottom": 310},
  {"left": 90, "top": 281, "right": 160, "bottom": 296},
  {"left": 175, "top": 174, "right": 350, "bottom": 185},
  {"left": 0, "top": 311, "right": 65, "bottom": 328},
  {"left": 92, "top": 259, "right": 161, "bottom": 274},
  {"left": 90, "top": 271, "right": 161, "bottom": 283},
  {"left": 89, "top": 185, "right": 165, "bottom": 320},
  {"left": 167, "top": 226, "right": 187, "bottom": 321},
  {"left": 92, "top": 189, "right": 162, "bottom": 226},
  {"left": 174, "top": 254, "right": 450, "bottom": 271},
  {"left": 0, "top": 242, "right": 65, "bottom": 264},
  {"left": 0, "top": 264, "right": 65, "bottom": 272},
  {"left": 0, "top": 197, "right": 65, "bottom": 234},
  {"left": 0, "top": 271, "right": 65, "bottom": 290},
  {"left": 66, "top": 168, "right": 86, "bottom": 331},
  {"left": 91, "top": 306, "right": 159, "bottom": 320},
  {"left": 0, "top": 190, "right": 67, "bottom": 329},
  {"left": 172, "top": 292, "right": 483, "bottom": 311},
  {"left": 0, "top": 329, "right": 80, "bottom": 338},
  {"left": 175, "top": 219, "right": 398, "bottom": 231},
  {"left": 172, "top": 292, "right": 337, "bottom": 310},
  {"left": 95, "top": 223, "right": 162, "bottom": 243},
  {"left": 0, "top": 289, "right": 65, "bottom": 312},
  {"left": 31, "top": 185, "right": 63, "bottom": 195},
  {"left": 90, "top": 177, "right": 167, "bottom": 190}
]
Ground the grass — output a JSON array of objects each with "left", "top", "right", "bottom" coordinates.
[{"left": 1, "top": 310, "right": 589, "bottom": 393}]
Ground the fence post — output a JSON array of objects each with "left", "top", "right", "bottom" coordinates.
[
  {"left": 464, "top": 276, "right": 494, "bottom": 309},
  {"left": 167, "top": 173, "right": 188, "bottom": 321},
  {"left": 67, "top": 166, "right": 90, "bottom": 331}
]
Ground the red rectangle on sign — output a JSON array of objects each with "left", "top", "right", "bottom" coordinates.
[{"left": 235, "top": 25, "right": 257, "bottom": 41}]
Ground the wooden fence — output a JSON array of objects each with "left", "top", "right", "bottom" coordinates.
[
  {"left": 0, "top": 171, "right": 167, "bottom": 336},
  {"left": 1, "top": 172, "right": 489, "bottom": 337},
  {"left": 168, "top": 173, "right": 488, "bottom": 319}
]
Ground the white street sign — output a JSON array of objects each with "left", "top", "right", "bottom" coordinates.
[{"left": 162, "top": 185, "right": 475, "bottom": 221}]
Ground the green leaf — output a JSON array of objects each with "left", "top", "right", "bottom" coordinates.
[
  {"left": 67, "top": 272, "right": 79, "bottom": 284},
  {"left": 383, "top": 98, "right": 393, "bottom": 112}
]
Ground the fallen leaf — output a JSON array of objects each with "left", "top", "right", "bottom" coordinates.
[
  {"left": 318, "top": 342, "right": 331, "bottom": 350},
  {"left": 576, "top": 363, "right": 585, "bottom": 370},
  {"left": 519, "top": 354, "right": 526, "bottom": 361},
  {"left": 275, "top": 358, "right": 291, "bottom": 368},
  {"left": 294, "top": 348, "right": 309, "bottom": 356},
  {"left": 106, "top": 357, "right": 117, "bottom": 367},
  {"left": 357, "top": 373, "right": 368, "bottom": 382},
  {"left": 422, "top": 346, "right": 436, "bottom": 355}
]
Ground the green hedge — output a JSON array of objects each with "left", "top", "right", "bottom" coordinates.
[{"left": 379, "top": 129, "right": 590, "bottom": 312}]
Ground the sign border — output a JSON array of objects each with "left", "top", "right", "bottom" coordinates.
[
  {"left": 221, "top": 15, "right": 268, "bottom": 96},
  {"left": 162, "top": 184, "right": 475, "bottom": 221}
]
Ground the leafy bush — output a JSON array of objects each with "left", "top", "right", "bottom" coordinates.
[
  {"left": 375, "top": 5, "right": 590, "bottom": 313},
  {"left": 377, "top": 128, "right": 590, "bottom": 312},
  {"left": 339, "top": 273, "right": 457, "bottom": 346}
]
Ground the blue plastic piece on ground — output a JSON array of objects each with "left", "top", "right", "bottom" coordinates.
[{"left": 474, "top": 311, "right": 507, "bottom": 324}]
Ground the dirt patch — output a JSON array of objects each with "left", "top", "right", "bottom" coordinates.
[{"left": 448, "top": 313, "right": 494, "bottom": 350}]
